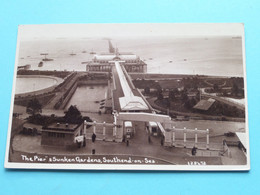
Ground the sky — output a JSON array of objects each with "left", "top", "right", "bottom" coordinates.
[{"left": 18, "top": 23, "right": 245, "bottom": 40}]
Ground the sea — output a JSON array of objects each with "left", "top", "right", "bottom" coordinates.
[{"left": 17, "top": 36, "right": 244, "bottom": 77}]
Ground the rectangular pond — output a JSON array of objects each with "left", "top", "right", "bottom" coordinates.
[{"left": 65, "top": 85, "right": 107, "bottom": 112}]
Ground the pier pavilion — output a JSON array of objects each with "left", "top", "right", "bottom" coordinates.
[{"left": 86, "top": 49, "right": 147, "bottom": 73}]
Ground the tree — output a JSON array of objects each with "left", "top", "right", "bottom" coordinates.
[
  {"left": 169, "top": 90, "right": 176, "bottom": 101},
  {"left": 190, "top": 97, "right": 197, "bottom": 107},
  {"left": 26, "top": 98, "right": 42, "bottom": 115},
  {"left": 144, "top": 86, "right": 150, "bottom": 95},
  {"left": 157, "top": 92, "right": 163, "bottom": 101},
  {"left": 195, "top": 91, "right": 200, "bottom": 101},
  {"left": 232, "top": 83, "right": 239, "bottom": 96},
  {"left": 156, "top": 85, "right": 162, "bottom": 95},
  {"left": 181, "top": 90, "right": 188, "bottom": 103},
  {"left": 213, "top": 84, "right": 219, "bottom": 91},
  {"left": 191, "top": 77, "right": 199, "bottom": 90},
  {"left": 184, "top": 99, "right": 192, "bottom": 109},
  {"left": 64, "top": 105, "right": 82, "bottom": 124},
  {"left": 166, "top": 99, "right": 171, "bottom": 108},
  {"left": 156, "top": 85, "right": 163, "bottom": 100},
  {"left": 215, "top": 103, "right": 223, "bottom": 115}
]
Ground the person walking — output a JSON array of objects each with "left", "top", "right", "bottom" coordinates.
[
  {"left": 92, "top": 133, "right": 96, "bottom": 143},
  {"left": 192, "top": 146, "right": 197, "bottom": 156}
]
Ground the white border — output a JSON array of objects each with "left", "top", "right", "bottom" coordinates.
[{"left": 4, "top": 23, "right": 250, "bottom": 171}]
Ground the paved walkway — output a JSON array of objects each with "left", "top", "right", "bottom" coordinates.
[
  {"left": 44, "top": 73, "right": 79, "bottom": 109},
  {"left": 10, "top": 121, "right": 228, "bottom": 165},
  {"left": 11, "top": 103, "right": 246, "bottom": 166}
]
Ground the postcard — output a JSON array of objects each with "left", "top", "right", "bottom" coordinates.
[{"left": 5, "top": 23, "right": 249, "bottom": 170}]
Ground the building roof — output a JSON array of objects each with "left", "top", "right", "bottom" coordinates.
[
  {"left": 42, "top": 123, "right": 81, "bottom": 132},
  {"left": 93, "top": 54, "right": 138, "bottom": 61},
  {"left": 124, "top": 121, "right": 133, "bottom": 127},
  {"left": 148, "top": 121, "right": 158, "bottom": 127},
  {"left": 193, "top": 98, "right": 216, "bottom": 111},
  {"left": 119, "top": 96, "right": 149, "bottom": 111}
]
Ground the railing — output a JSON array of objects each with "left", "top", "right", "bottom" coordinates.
[
  {"left": 84, "top": 121, "right": 116, "bottom": 141},
  {"left": 173, "top": 127, "right": 209, "bottom": 149}
]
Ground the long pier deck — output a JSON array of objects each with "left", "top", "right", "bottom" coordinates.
[{"left": 111, "top": 61, "right": 152, "bottom": 112}]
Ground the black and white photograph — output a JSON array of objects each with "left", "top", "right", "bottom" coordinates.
[{"left": 5, "top": 23, "right": 249, "bottom": 170}]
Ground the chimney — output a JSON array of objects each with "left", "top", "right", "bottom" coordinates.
[
  {"left": 56, "top": 123, "right": 60, "bottom": 127},
  {"left": 66, "top": 123, "right": 69, "bottom": 128}
]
